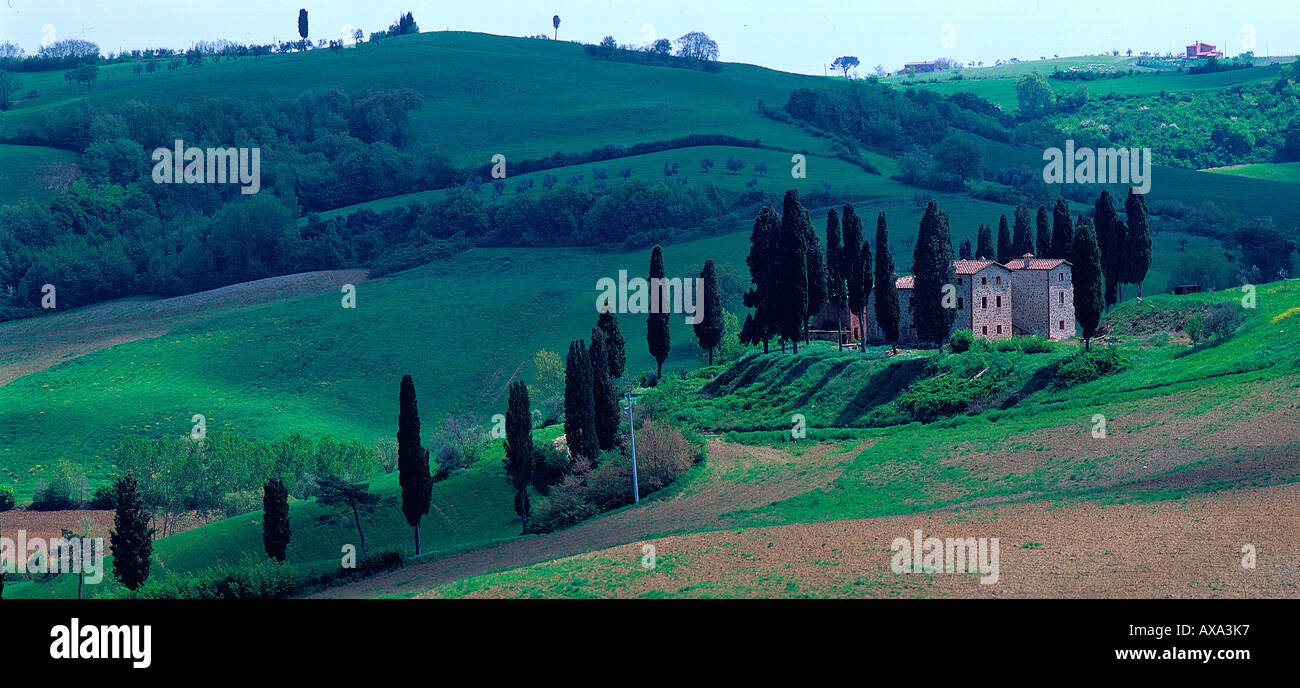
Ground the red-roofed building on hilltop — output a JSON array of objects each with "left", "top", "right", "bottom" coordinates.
[
  {"left": 811, "top": 254, "right": 1075, "bottom": 346},
  {"left": 1185, "top": 41, "right": 1223, "bottom": 59}
]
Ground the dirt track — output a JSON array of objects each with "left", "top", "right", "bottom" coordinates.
[{"left": 308, "top": 438, "right": 875, "bottom": 598}]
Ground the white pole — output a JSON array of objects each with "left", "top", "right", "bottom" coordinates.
[{"left": 626, "top": 391, "right": 639, "bottom": 503}]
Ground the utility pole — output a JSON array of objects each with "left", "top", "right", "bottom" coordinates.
[{"left": 625, "top": 391, "right": 639, "bottom": 504}]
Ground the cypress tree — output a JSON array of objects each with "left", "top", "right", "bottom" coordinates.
[
  {"left": 596, "top": 309, "right": 625, "bottom": 379},
  {"left": 743, "top": 206, "right": 780, "bottom": 353},
  {"left": 804, "top": 205, "right": 828, "bottom": 344},
  {"left": 646, "top": 245, "right": 671, "bottom": 376},
  {"left": 1051, "top": 198, "right": 1073, "bottom": 261},
  {"left": 860, "top": 236, "right": 873, "bottom": 352},
  {"left": 503, "top": 381, "right": 534, "bottom": 533},
  {"left": 398, "top": 375, "right": 432, "bottom": 555},
  {"left": 563, "top": 340, "right": 599, "bottom": 461},
  {"left": 912, "top": 200, "right": 957, "bottom": 346},
  {"left": 1123, "top": 190, "right": 1153, "bottom": 298},
  {"left": 110, "top": 474, "right": 154, "bottom": 591},
  {"left": 996, "top": 215, "right": 1013, "bottom": 264},
  {"left": 874, "top": 213, "right": 900, "bottom": 353},
  {"left": 1093, "top": 190, "right": 1122, "bottom": 309},
  {"left": 262, "top": 478, "right": 290, "bottom": 563},
  {"left": 842, "top": 204, "right": 866, "bottom": 352},
  {"left": 776, "top": 190, "right": 809, "bottom": 354},
  {"left": 825, "top": 209, "right": 846, "bottom": 350},
  {"left": 958, "top": 238, "right": 973, "bottom": 260},
  {"left": 589, "top": 331, "right": 619, "bottom": 450},
  {"left": 694, "top": 259, "right": 725, "bottom": 364},
  {"left": 1035, "top": 205, "right": 1052, "bottom": 257},
  {"left": 1072, "top": 217, "right": 1105, "bottom": 351},
  {"left": 1012, "top": 204, "right": 1034, "bottom": 258},
  {"left": 976, "top": 223, "right": 994, "bottom": 260}
]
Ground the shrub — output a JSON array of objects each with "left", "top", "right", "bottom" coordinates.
[
  {"left": 529, "top": 440, "right": 571, "bottom": 494},
  {"left": 632, "top": 419, "right": 699, "bottom": 492},
  {"left": 221, "top": 489, "right": 261, "bottom": 518},
  {"left": 527, "top": 473, "right": 599, "bottom": 533},
  {"left": 127, "top": 558, "right": 299, "bottom": 599},
  {"left": 1050, "top": 347, "right": 1130, "bottom": 389},
  {"left": 896, "top": 375, "right": 996, "bottom": 421},
  {"left": 948, "top": 329, "right": 975, "bottom": 353},
  {"left": 29, "top": 460, "right": 89, "bottom": 511},
  {"left": 0, "top": 485, "right": 14, "bottom": 511},
  {"left": 1197, "top": 303, "right": 1244, "bottom": 342},
  {"left": 86, "top": 485, "right": 115, "bottom": 510}
]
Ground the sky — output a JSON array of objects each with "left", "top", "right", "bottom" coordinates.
[{"left": 2, "top": 0, "right": 1298, "bottom": 75}]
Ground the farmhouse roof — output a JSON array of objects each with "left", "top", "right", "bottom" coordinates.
[
  {"left": 1004, "top": 253, "right": 1071, "bottom": 270},
  {"left": 953, "top": 259, "right": 1007, "bottom": 275},
  {"left": 895, "top": 275, "right": 914, "bottom": 290}
]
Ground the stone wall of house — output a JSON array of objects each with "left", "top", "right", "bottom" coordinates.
[
  {"left": 1010, "top": 265, "right": 1074, "bottom": 339},
  {"left": 960, "top": 266, "right": 1014, "bottom": 339},
  {"left": 1048, "top": 265, "right": 1075, "bottom": 340}
]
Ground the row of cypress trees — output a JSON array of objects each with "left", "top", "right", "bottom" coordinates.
[{"left": 958, "top": 191, "right": 1151, "bottom": 309}]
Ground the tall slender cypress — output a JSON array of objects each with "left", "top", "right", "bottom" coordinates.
[
  {"left": 1123, "top": 190, "right": 1152, "bottom": 298},
  {"left": 912, "top": 200, "right": 957, "bottom": 346},
  {"left": 694, "top": 259, "right": 725, "bottom": 364},
  {"left": 262, "top": 478, "right": 290, "bottom": 562},
  {"left": 398, "top": 375, "right": 432, "bottom": 554},
  {"left": 1094, "top": 190, "right": 1122, "bottom": 308},
  {"left": 874, "top": 213, "right": 900, "bottom": 352},
  {"left": 110, "top": 474, "right": 154, "bottom": 591},
  {"left": 588, "top": 331, "right": 619, "bottom": 451},
  {"left": 842, "top": 204, "right": 866, "bottom": 352},
  {"left": 958, "top": 238, "right": 973, "bottom": 260},
  {"left": 1035, "top": 205, "right": 1052, "bottom": 257},
  {"left": 777, "top": 190, "right": 809, "bottom": 354},
  {"left": 563, "top": 340, "right": 598, "bottom": 461},
  {"left": 503, "top": 381, "right": 534, "bottom": 533},
  {"left": 804, "top": 206, "right": 828, "bottom": 344},
  {"left": 743, "top": 206, "right": 781, "bottom": 353},
  {"left": 596, "top": 309, "right": 625, "bottom": 379},
  {"left": 1072, "top": 217, "right": 1105, "bottom": 351},
  {"left": 1012, "top": 204, "right": 1034, "bottom": 258},
  {"left": 976, "top": 223, "right": 994, "bottom": 260},
  {"left": 646, "top": 245, "right": 671, "bottom": 376},
  {"left": 825, "top": 210, "right": 846, "bottom": 350},
  {"left": 996, "top": 215, "right": 1013, "bottom": 264},
  {"left": 1051, "top": 198, "right": 1073, "bottom": 261}
]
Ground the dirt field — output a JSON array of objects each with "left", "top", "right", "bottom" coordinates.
[
  {"left": 430, "top": 481, "right": 1298, "bottom": 598},
  {"left": 0, "top": 269, "right": 370, "bottom": 385}
]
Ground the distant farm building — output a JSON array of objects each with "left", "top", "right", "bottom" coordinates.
[
  {"left": 811, "top": 255, "right": 1075, "bottom": 346},
  {"left": 903, "top": 60, "right": 940, "bottom": 74},
  {"left": 1185, "top": 41, "right": 1223, "bottom": 59}
]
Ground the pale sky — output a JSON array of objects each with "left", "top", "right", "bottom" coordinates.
[{"left": 2, "top": 0, "right": 1297, "bottom": 75}]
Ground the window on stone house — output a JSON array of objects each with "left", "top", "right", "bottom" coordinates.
[
  {"left": 1059, "top": 291, "right": 1064, "bottom": 304},
  {"left": 1059, "top": 320, "right": 1065, "bottom": 330},
  {"left": 981, "top": 277, "right": 987, "bottom": 285},
  {"left": 996, "top": 295, "right": 1002, "bottom": 308},
  {"left": 982, "top": 296, "right": 987, "bottom": 309},
  {"left": 958, "top": 278, "right": 963, "bottom": 285},
  {"left": 957, "top": 297, "right": 963, "bottom": 310},
  {"left": 996, "top": 324, "right": 1002, "bottom": 334},
  {"left": 1059, "top": 272, "right": 1064, "bottom": 281},
  {"left": 996, "top": 276, "right": 1002, "bottom": 285},
  {"left": 982, "top": 326, "right": 988, "bottom": 335}
]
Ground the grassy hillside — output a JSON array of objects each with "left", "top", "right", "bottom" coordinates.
[
  {"left": 0, "top": 32, "right": 837, "bottom": 166},
  {"left": 1204, "top": 162, "right": 1300, "bottom": 184},
  {"left": 894, "top": 63, "right": 1284, "bottom": 110}
]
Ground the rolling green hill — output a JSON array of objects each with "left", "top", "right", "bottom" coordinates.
[{"left": 1204, "top": 162, "right": 1300, "bottom": 184}]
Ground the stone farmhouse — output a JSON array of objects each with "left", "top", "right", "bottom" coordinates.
[{"left": 812, "top": 254, "right": 1074, "bottom": 346}]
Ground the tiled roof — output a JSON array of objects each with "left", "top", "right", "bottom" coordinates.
[
  {"left": 1005, "top": 255, "right": 1071, "bottom": 270},
  {"left": 895, "top": 275, "right": 915, "bottom": 289},
  {"left": 953, "top": 259, "right": 1005, "bottom": 275}
]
